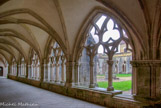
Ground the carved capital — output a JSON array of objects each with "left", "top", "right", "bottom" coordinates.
[
  {"left": 130, "top": 60, "right": 161, "bottom": 67},
  {"left": 107, "top": 60, "right": 114, "bottom": 66},
  {"left": 75, "top": 62, "right": 79, "bottom": 67},
  {"left": 66, "top": 61, "right": 75, "bottom": 67},
  {"left": 56, "top": 63, "right": 59, "bottom": 67}
]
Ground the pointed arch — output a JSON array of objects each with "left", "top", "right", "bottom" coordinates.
[
  {"left": 0, "top": 52, "right": 9, "bottom": 64},
  {"left": 0, "top": 38, "right": 27, "bottom": 61},
  {"left": 0, "top": 29, "right": 40, "bottom": 60},
  {"left": 0, "top": 8, "right": 67, "bottom": 56},
  {"left": 0, "top": 47, "right": 16, "bottom": 62},
  {"left": 73, "top": 7, "right": 146, "bottom": 61},
  {"left": 0, "top": 57, "right": 7, "bottom": 67}
]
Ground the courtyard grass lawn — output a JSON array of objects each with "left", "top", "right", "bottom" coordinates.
[
  {"left": 97, "top": 75, "right": 105, "bottom": 77},
  {"left": 98, "top": 80, "right": 131, "bottom": 91},
  {"left": 97, "top": 74, "right": 132, "bottom": 78},
  {"left": 116, "top": 74, "right": 132, "bottom": 77}
]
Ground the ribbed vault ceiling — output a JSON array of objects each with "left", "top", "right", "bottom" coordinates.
[{"left": 0, "top": 0, "right": 160, "bottom": 64}]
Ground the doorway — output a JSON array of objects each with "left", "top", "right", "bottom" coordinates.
[{"left": 0, "top": 67, "right": 3, "bottom": 76}]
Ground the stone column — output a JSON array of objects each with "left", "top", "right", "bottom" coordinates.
[
  {"left": 28, "top": 65, "right": 30, "bottom": 78},
  {"left": 18, "top": 64, "right": 20, "bottom": 76},
  {"left": 14, "top": 64, "right": 16, "bottom": 75},
  {"left": 43, "top": 63, "right": 46, "bottom": 81},
  {"left": 35, "top": 65, "right": 37, "bottom": 80},
  {"left": 50, "top": 64, "right": 54, "bottom": 82},
  {"left": 30, "top": 65, "right": 32, "bottom": 78},
  {"left": 107, "top": 60, "right": 114, "bottom": 91},
  {"left": 12, "top": 64, "right": 14, "bottom": 75},
  {"left": 33, "top": 65, "right": 35, "bottom": 79},
  {"left": 44, "top": 63, "right": 48, "bottom": 81},
  {"left": 37, "top": 65, "right": 40, "bottom": 80},
  {"left": 13, "top": 64, "right": 15, "bottom": 75},
  {"left": 131, "top": 60, "right": 161, "bottom": 99},
  {"left": 11, "top": 64, "right": 13, "bottom": 75},
  {"left": 7, "top": 64, "right": 11, "bottom": 77},
  {"left": 15, "top": 64, "right": 17, "bottom": 76},
  {"left": 21, "top": 64, "right": 23, "bottom": 76},
  {"left": 65, "top": 61, "right": 74, "bottom": 87},
  {"left": 48, "top": 63, "right": 50, "bottom": 81},
  {"left": 74, "top": 62, "right": 79, "bottom": 85},
  {"left": 17, "top": 64, "right": 19, "bottom": 77},
  {"left": 24, "top": 64, "right": 27, "bottom": 77},
  {"left": 28, "top": 65, "right": 31, "bottom": 79},
  {"left": 61, "top": 61, "right": 65, "bottom": 83},
  {"left": 12, "top": 64, "right": 15, "bottom": 76},
  {"left": 89, "top": 61, "right": 95, "bottom": 88},
  {"left": 31, "top": 64, "right": 34, "bottom": 79},
  {"left": 40, "top": 62, "right": 44, "bottom": 83},
  {"left": 132, "top": 65, "right": 136, "bottom": 94},
  {"left": 23, "top": 64, "right": 25, "bottom": 77},
  {"left": 55, "top": 63, "right": 59, "bottom": 83},
  {"left": 22, "top": 64, "right": 24, "bottom": 76}
]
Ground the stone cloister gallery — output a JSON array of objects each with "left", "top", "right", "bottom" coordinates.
[{"left": 0, "top": 0, "right": 160, "bottom": 108}]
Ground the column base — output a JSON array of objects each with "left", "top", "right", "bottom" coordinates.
[
  {"left": 61, "top": 81, "right": 65, "bottom": 84},
  {"left": 107, "top": 86, "right": 114, "bottom": 91},
  {"left": 50, "top": 80, "right": 54, "bottom": 82},
  {"left": 89, "top": 84, "right": 95, "bottom": 88},
  {"left": 65, "top": 82, "right": 73, "bottom": 87},
  {"left": 74, "top": 82, "right": 79, "bottom": 86},
  {"left": 55, "top": 80, "right": 60, "bottom": 83}
]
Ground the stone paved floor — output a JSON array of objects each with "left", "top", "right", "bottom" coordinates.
[{"left": 0, "top": 77, "right": 106, "bottom": 108}]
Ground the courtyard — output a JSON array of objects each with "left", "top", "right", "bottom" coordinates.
[{"left": 97, "top": 74, "right": 132, "bottom": 94}]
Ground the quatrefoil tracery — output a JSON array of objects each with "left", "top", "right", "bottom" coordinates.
[{"left": 84, "top": 15, "right": 131, "bottom": 58}]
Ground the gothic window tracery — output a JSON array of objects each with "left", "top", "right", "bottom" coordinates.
[
  {"left": 19, "top": 57, "right": 26, "bottom": 77},
  {"left": 29, "top": 49, "right": 40, "bottom": 80},
  {"left": 78, "top": 14, "right": 133, "bottom": 91},
  {"left": 44, "top": 41, "right": 66, "bottom": 84}
]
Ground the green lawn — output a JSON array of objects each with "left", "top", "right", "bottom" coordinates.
[
  {"left": 97, "top": 75, "right": 105, "bottom": 77},
  {"left": 97, "top": 74, "right": 132, "bottom": 78},
  {"left": 97, "top": 80, "right": 131, "bottom": 91},
  {"left": 116, "top": 74, "right": 132, "bottom": 77}
]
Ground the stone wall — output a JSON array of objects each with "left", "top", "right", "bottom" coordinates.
[{"left": 8, "top": 75, "right": 160, "bottom": 108}]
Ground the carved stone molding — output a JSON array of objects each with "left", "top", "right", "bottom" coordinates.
[
  {"left": 66, "top": 61, "right": 75, "bottom": 67},
  {"left": 130, "top": 60, "right": 161, "bottom": 67},
  {"left": 107, "top": 60, "right": 114, "bottom": 66}
]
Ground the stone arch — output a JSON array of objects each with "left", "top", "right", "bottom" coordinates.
[
  {"left": 44, "top": 37, "right": 67, "bottom": 62},
  {"left": 0, "top": 38, "right": 27, "bottom": 61},
  {"left": 73, "top": 7, "right": 137, "bottom": 91},
  {"left": 44, "top": 36, "right": 54, "bottom": 61},
  {"left": 73, "top": 7, "right": 145, "bottom": 62},
  {"left": 0, "top": 52, "right": 10, "bottom": 64},
  {"left": 0, "top": 28, "right": 41, "bottom": 58},
  {"left": 10, "top": 57, "right": 17, "bottom": 76},
  {"left": 18, "top": 53, "right": 26, "bottom": 77},
  {"left": 28, "top": 48, "right": 40, "bottom": 80},
  {"left": 28, "top": 47, "right": 40, "bottom": 64},
  {"left": 0, "top": 47, "right": 16, "bottom": 62},
  {"left": 43, "top": 38, "right": 66, "bottom": 83},
  {"left": 0, "top": 57, "right": 6, "bottom": 67},
  {"left": 0, "top": 8, "right": 67, "bottom": 57}
]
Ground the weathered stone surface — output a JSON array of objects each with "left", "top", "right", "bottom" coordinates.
[{"left": 8, "top": 75, "right": 161, "bottom": 108}]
